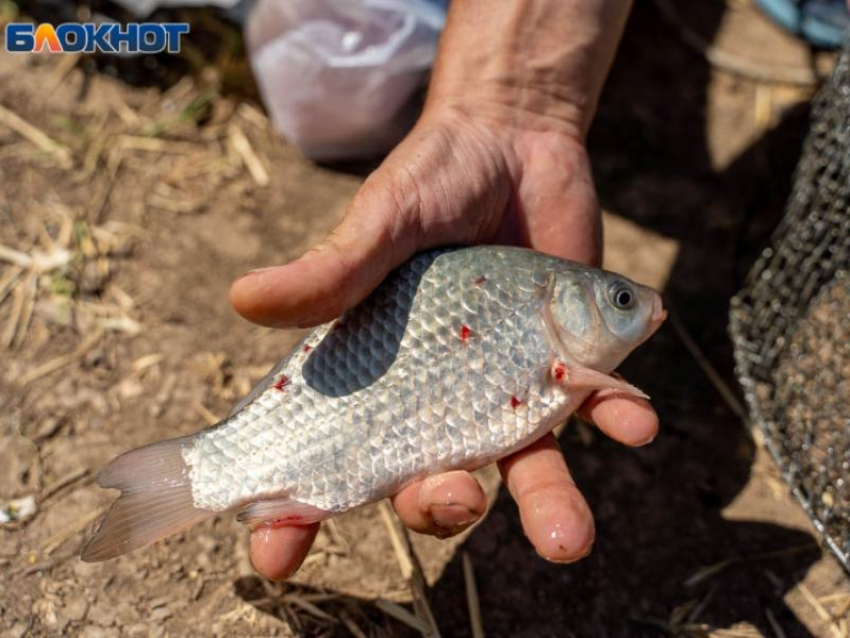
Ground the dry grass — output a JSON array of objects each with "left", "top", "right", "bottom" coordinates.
[{"left": 1, "top": 4, "right": 849, "bottom": 637}]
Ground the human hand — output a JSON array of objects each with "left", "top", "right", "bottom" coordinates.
[{"left": 230, "top": 95, "right": 658, "bottom": 580}]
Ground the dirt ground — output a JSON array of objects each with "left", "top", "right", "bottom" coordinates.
[{"left": 1, "top": 1, "right": 849, "bottom": 636}]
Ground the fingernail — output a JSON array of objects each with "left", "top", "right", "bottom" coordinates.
[
  {"left": 419, "top": 473, "right": 482, "bottom": 507},
  {"left": 239, "top": 266, "right": 279, "bottom": 279},
  {"left": 429, "top": 503, "right": 480, "bottom": 534},
  {"left": 545, "top": 542, "right": 594, "bottom": 565},
  {"left": 418, "top": 473, "right": 484, "bottom": 536},
  {"left": 635, "top": 433, "right": 657, "bottom": 447}
]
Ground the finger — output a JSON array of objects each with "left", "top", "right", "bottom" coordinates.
[
  {"left": 391, "top": 471, "right": 487, "bottom": 538},
  {"left": 249, "top": 522, "right": 320, "bottom": 581},
  {"left": 499, "top": 433, "right": 594, "bottom": 563},
  {"left": 230, "top": 181, "right": 416, "bottom": 329},
  {"left": 577, "top": 385, "right": 659, "bottom": 447}
]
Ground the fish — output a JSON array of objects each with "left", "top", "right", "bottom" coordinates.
[{"left": 82, "top": 246, "right": 666, "bottom": 561}]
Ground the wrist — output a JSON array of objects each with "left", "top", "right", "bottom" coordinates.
[
  {"left": 423, "top": 0, "right": 632, "bottom": 140},
  {"left": 423, "top": 81, "right": 587, "bottom": 143}
]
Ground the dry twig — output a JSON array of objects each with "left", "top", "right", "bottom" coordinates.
[
  {"left": 41, "top": 505, "right": 108, "bottom": 555},
  {"left": 665, "top": 297, "right": 748, "bottom": 421},
  {"left": 2, "top": 280, "right": 24, "bottom": 349},
  {"left": 40, "top": 468, "right": 92, "bottom": 501},
  {"left": 340, "top": 611, "right": 369, "bottom": 638},
  {"left": 376, "top": 599, "right": 430, "bottom": 634},
  {"left": 379, "top": 501, "right": 413, "bottom": 580},
  {"left": 0, "top": 103, "right": 73, "bottom": 168},
  {"left": 0, "top": 265, "right": 23, "bottom": 307},
  {"left": 19, "top": 329, "right": 103, "bottom": 385},
  {"left": 462, "top": 552, "right": 484, "bottom": 638},
  {"left": 284, "top": 594, "right": 337, "bottom": 623},
  {"left": 228, "top": 123, "right": 269, "bottom": 186},
  {"left": 765, "top": 607, "right": 787, "bottom": 638},
  {"left": 0, "top": 243, "right": 71, "bottom": 272},
  {"left": 11, "top": 272, "right": 37, "bottom": 349},
  {"left": 378, "top": 501, "right": 441, "bottom": 636},
  {"left": 194, "top": 402, "right": 221, "bottom": 426},
  {"left": 797, "top": 583, "right": 844, "bottom": 638}
]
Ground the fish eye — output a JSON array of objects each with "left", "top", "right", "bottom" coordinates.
[{"left": 608, "top": 281, "right": 636, "bottom": 311}]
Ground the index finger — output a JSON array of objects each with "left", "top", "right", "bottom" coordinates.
[{"left": 577, "top": 389, "right": 659, "bottom": 447}]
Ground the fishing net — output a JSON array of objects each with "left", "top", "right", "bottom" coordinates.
[{"left": 730, "top": 38, "right": 850, "bottom": 572}]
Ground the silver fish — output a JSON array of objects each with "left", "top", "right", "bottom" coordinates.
[{"left": 82, "top": 246, "right": 665, "bottom": 561}]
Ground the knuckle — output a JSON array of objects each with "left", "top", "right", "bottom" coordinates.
[{"left": 515, "top": 477, "right": 578, "bottom": 504}]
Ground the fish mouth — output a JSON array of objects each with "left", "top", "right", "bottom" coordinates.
[
  {"left": 629, "top": 292, "right": 666, "bottom": 349},
  {"left": 650, "top": 294, "right": 667, "bottom": 329}
]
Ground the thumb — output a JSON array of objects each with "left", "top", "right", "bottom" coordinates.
[{"left": 230, "top": 181, "right": 418, "bottom": 328}]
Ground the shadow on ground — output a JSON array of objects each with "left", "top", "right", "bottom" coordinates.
[
  {"left": 233, "top": 577, "right": 412, "bottom": 635},
  {"left": 16, "top": 0, "right": 256, "bottom": 96},
  {"left": 428, "top": 2, "right": 822, "bottom": 636},
  {"left": 16, "top": 0, "right": 828, "bottom": 635}
]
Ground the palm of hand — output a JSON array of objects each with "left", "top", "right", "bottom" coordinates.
[
  {"left": 361, "top": 113, "right": 601, "bottom": 265},
  {"left": 230, "top": 109, "right": 657, "bottom": 582}
]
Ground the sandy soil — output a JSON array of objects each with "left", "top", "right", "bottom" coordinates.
[{"left": 1, "top": 1, "right": 848, "bottom": 636}]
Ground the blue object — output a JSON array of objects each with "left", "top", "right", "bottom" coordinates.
[{"left": 756, "top": 0, "right": 850, "bottom": 48}]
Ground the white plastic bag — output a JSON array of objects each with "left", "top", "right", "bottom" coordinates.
[
  {"left": 246, "top": 0, "right": 446, "bottom": 161},
  {"left": 109, "top": 0, "right": 242, "bottom": 17}
]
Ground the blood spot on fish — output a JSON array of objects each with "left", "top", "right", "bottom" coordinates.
[
  {"left": 553, "top": 362, "right": 567, "bottom": 383},
  {"left": 265, "top": 515, "right": 304, "bottom": 528},
  {"left": 273, "top": 376, "right": 289, "bottom": 391},
  {"left": 474, "top": 275, "right": 487, "bottom": 287},
  {"left": 303, "top": 345, "right": 313, "bottom": 353},
  {"left": 459, "top": 324, "right": 473, "bottom": 342},
  {"left": 510, "top": 395, "right": 523, "bottom": 409}
]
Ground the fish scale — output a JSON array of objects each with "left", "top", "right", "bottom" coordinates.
[
  {"left": 185, "top": 248, "right": 567, "bottom": 513},
  {"left": 82, "top": 245, "right": 664, "bottom": 562}
]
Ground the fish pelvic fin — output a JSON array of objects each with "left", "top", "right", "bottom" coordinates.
[{"left": 81, "top": 436, "right": 213, "bottom": 562}]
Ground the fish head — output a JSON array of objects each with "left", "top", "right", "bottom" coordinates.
[{"left": 547, "top": 268, "right": 666, "bottom": 373}]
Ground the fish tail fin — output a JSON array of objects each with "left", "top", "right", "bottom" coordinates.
[{"left": 81, "top": 436, "right": 213, "bottom": 562}]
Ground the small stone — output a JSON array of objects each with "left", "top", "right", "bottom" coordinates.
[
  {"left": 86, "top": 598, "right": 116, "bottom": 627},
  {"left": 149, "top": 606, "right": 172, "bottom": 622},
  {"left": 115, "top": 601, "right": 135, "bottom": 624},
  {"left": 60, "top": 595, "right": 88, "bottom": 623},
  {"left": 73, "top": 560, "right": 100, "bottom": 579},
  {"left": 125, "top": 623, "right": 148, "bottom": 637}
]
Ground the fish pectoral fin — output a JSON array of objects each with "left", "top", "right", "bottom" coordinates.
[
  {"left": 236, "top": 499, "right": 331, "bottom": 528},
  {"left": 550, "top": 360, "right": 650, "bottom": 400}
]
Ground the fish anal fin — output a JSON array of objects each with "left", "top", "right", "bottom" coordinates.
[{"left": 236, "top": 498, "right": 332, "bottom": 528}]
